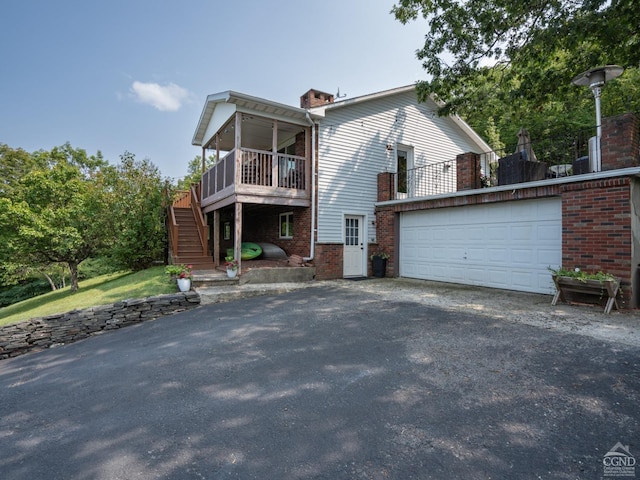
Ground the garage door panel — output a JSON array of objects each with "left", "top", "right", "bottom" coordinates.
[
  {"left": 537, "top": 248, "right": 561, "bottom": 263},
  {"left": 466, "top": 247, "right": 487, "bottom": 262},
  {"left": 487, "top": 226, "right": 509, "bottom": 240},
  {"left": 487, "top": 248, "right": 506, "bottom": 262},
  {"left": 400, "top": 199, "right": 561, "bottom": 294},
  {"left": 537, "top": 224, "right": 561, "bottom": 241},
  {"left": 511, "top": 248, "right": 536, "bottom": 264}
]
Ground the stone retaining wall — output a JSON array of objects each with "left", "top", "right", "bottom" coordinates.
[{"left": 0, "top": 291, "right": 200, "bottom": 360}]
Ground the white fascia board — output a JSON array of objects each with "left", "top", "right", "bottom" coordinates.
[
  {"left": 193, "top": 90, "right": 319, "bottom": 147},
  {"left": 310, "top": 85, "right": 417, "bottom": 113},
  {"left": 449, "top": 114, "right": 492, "bottom": 153},
  {"left": 192, "top": 91, "right": 233, "bottom": 146},
  {"left": 201, "top": 102, "right": 237, "bottom": 149}
]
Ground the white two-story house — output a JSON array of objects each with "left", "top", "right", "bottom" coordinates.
[{"left": 172, "top": 85, "right": 489, "bottom": 280}]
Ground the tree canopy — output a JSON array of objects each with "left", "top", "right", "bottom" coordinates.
[
  {"left": 0, "top": 144, "right": 169, "bottom": 292},
  {"left": 393, "top": 0, "right": 640, "bottom": 116},
  {"left": 0, "top": 144, "right": 112, "bottom": 292}
]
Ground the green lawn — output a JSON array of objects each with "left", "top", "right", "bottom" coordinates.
[{"left": 0, "top": 266, "right": 177, "bottom": 327}]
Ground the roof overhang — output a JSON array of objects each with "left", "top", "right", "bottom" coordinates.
[{"left": 192, "top": 91, "right": 317, "bottom": 148}]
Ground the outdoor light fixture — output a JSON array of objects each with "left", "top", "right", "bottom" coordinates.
[{"left": 572, "top": 65, "right": 624, "bottom": 172}]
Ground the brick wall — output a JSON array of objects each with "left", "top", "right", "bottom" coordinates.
[
  {"left": 242, "top": 206, "right": 311, "bottom": 258},
  {"left": 375, "top": 174, "right": 638, "bottom": 306},
  {"left": 561, "top": 178, "right": 632, "bottom": 280},
  {"left": 377, "top": 172, "right": 395, "bottom": 202},
  {"left": 373, "top": 209, "right": 397, "bottom": 276},
  {"left": 601, "top": 113, "right": 640, "bottom": 171},
  {"left": 456, "top": 152, "right": 482, "bottom": 191},
  {"left": 314, "top": 243, "right": 343, "bottom": 280}
]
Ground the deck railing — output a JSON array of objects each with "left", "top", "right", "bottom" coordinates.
[
  {"left": 201, "top": 148, "right": 308, "bottom": 203},
  {"left": 395, "top": 159, "right": 457, "bottom": 199},
  {"left": 391, "top": 128, "right": 596, "bottom": 199}
]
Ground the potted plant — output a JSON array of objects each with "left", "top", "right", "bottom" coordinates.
[
  {"left": 165, "top": 264, "right": 193, "bottom": 292},
  {"left": 548, "top": 266, "right": 620, "bottom": 314},
  {"left": 370, "top": 249, "right": 390, "bottom": 278},
  {"left": 225, "top": 256, "right": 239, "bottom": 278}
]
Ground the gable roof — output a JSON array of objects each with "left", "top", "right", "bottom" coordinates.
[
  {"left": 192, "top": 91, "right": 314, "bottom": 147},
  {"left": 309, "top": 84, "right": 491, "bottom": 152}
]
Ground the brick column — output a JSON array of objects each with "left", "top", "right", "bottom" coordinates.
[
  {"left": 377, "top": 172, "right": 395, "bottom": 201},
  {"left": 456, "top": 152, "right": 481, "bottom": 191},
  {"left": 601, "top": 113, "right": 640, "bottom": 171}
]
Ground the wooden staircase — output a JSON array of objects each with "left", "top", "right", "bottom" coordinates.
[
  {"left": 168, "top": 187, "right": 216, "bottom": 271},
  {"left": 172, "top": 208, "right": 214, "bottom": 269}
]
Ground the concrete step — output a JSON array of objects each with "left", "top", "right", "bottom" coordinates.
[
  {"left": 195, "top": 281, "right": 315, "bottom": 305},
  {"left": 192, "top": 269, "right": 239, "bottom": 288}
]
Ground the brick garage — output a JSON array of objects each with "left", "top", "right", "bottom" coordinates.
[{"left": 374, "top": 113, "right": 640, "bottom": 308}]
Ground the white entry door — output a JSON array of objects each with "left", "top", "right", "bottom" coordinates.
[{"left": 343, "top": 215, "right": 364, "bottom": 277}]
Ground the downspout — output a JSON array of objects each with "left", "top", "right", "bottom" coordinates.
[{"left": 304, "top": 112, "right": 317, "bottom": 262}]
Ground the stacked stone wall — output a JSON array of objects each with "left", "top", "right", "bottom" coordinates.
[{"left": 0, "top": 292, "right": 200, "bottom": 360}]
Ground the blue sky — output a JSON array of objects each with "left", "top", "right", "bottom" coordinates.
[{"left": 0, "top": 0, "right": 428, "bottom": 180}]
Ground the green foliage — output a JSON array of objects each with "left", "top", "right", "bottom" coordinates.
[
  {"left": 78, "top": 257, "right": 121, "bottom": 279},
  {"left": 370, "top": 249, "right": 390, "bottom": 260},
  {"left": 0, "top": 266, "right": 175, "bottom": 326},
  {"left": 175, "top": 154, "right": 216, "bottom": 190},
  {"left": 0, "top": 143, "right": 112, "bottom": 292},
  {"left": 393, "top": 0, "right": 640, "bottom": 115},
  {"left": 0, "top": 142, "right": 174, "bottom": 293},
  {"left": 0, "top": 144, "right": 37, "bottom": 198},
  {"left": 392, "top": 0, "right": 640, "bottom": 151},
  {"left": 104, "top": 152, "right": 167, "bottom": 271},
  {"left": 164, "top": 264, "right": 193, "bottom": 278},
  {"left": 0, "top": 279, "right": 52, "bottom": 308},
  {"left": 548, "top": 266, "right": 616, "bottom": 282}
]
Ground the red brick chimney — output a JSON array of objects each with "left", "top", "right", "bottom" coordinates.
[{"left": 300, "top": 89, "right": 335, "bottom": 109}]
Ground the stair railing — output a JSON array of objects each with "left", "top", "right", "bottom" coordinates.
[
  {"left": 168, "top": 206, "right": 179, "bottom": 261},
  {"left": 165, "top": 188, "right": 184, "bottom": 262},
  {"left": 190, "top": 184, "right": 209, "bottom": 256}
]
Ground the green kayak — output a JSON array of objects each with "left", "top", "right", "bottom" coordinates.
[{"left": 226, "top": 242, "right": 263, "bottom": 260}]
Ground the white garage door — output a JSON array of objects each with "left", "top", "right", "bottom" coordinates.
[{"left": 399, "top": 198, "right": 562, "bottom": 294}]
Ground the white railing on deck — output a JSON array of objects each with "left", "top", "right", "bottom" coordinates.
[{"left": 201, "top": 148, "right": 307, "bottom": 203}]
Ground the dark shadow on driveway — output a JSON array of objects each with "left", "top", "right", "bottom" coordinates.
[{"left": 0, "top": 285, "right": 638, "bottom": 479}]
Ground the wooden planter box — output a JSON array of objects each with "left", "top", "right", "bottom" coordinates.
[{"left": 551, "top": 275, "right": 620, "bottom": 314}]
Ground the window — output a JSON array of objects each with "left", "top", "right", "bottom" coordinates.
[
  {"left": 397, "top": 149, "right": 408, "bottom": 194},
  {"left": 279, "top": 212, "right": 293, "bottom": 239}
]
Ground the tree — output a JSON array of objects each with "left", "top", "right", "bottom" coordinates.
[
  {"left": 0, "top": 144, "right": 112, "bottom": 292},
  {"left": 0, "top": 144, "right": 38, "bottom": 198},
  {"left": 104, "top": 152, "right": 167, "bottom": 271},
  {"left": 176, "top": 155, "right": 216, "bottom": 191},
  {"left": 392, "top": 0, "right": 640, "bottom": 116}
]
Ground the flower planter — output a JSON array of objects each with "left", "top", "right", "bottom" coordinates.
[
  {"left": 226, "top": 268, "right": 238, "bottom": 279},
  {"left": 177, "top": 278, "right": 191, "bottom": 292},
  {"left": 551, "top": 275, "right": 620, "bottom": 314}
]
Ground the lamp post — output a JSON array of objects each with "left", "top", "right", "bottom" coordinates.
[{"left": 572, "top": 65, "right": 624, "bottom": 172}]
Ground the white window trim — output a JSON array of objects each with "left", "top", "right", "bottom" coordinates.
[{"left": 279, "top": 211, "right": 294, "bottom": 239}]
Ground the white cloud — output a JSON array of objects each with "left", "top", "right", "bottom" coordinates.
[{"left": 130, "top": 81, "right": 189, "bottom": 111}]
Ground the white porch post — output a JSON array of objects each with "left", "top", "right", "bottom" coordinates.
[{"left": 272, "top": 119, "right": 278, "bottom": 187}]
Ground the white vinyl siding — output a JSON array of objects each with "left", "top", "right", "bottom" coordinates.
[{"left": 316, "top": 89, "right": 484, "bottom": 243}]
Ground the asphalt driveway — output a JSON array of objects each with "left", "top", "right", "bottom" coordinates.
[{"left": 1, "top": 281, "right": 639, "bottom": 479}]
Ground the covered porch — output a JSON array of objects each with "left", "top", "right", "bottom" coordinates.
[{"left": 192, "top": 91, "right": 317, "bottom": 274}]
